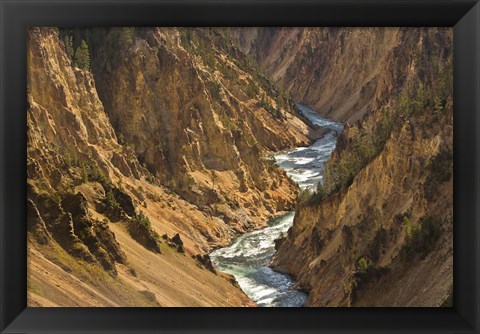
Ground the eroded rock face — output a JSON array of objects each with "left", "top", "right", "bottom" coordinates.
[
  {"left": 127, "top": 212, "right": 161, "bottom": 254},
  {"left": 271, "top": 28, "right": 453, "bottom": 307},
  {"left": 26, "top": 27, "right": 314, "bottom": 307},
  {"left": 27, "top": 199, "right": 51, "bottom": 245},
  {"left": 89, "top": 27, "right": 319, "bottom": 233},
  {"left": 193, "top": 254, "right": 216, "bottom": 274},
  {"left": 62, "top": 192, "right": 126, "bottom": 272},
  {"left": 27, "top": 26, "right": 453, "bottom": 307},
  {"left": 27, "top": 28, "right": 133, "bottom": 275},
  {"left": 231, "top": 28, "right": 451, "bottom": 125}
]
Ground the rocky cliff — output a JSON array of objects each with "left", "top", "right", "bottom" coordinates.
[
  {"left": 27, "top": 27, "right": 317, "bottom": 306},
  {"left": 88, "top": 27, "right": 320, "bottom": 239},
  {"left": 231, "top": 28, "right": 446, "bottom": 124},
  {"left": 27, "top": 26, "right": 454, "bottom": 307},
  {"left": 271, "top": 28, "right": 453, "bottom": 306}
]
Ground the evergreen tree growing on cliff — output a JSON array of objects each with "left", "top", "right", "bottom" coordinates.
[
  {"left": 210, "top": 171, "right": 218, "bottom": 192},
  {"left": 74, "top": 39, "right": 90, "bottom": 70},
  {"left": 118, "top": 27, "right": 134, "bottom": 47},
  {"left": 63, "top": 35, "right": 74, "bottom": 62}
]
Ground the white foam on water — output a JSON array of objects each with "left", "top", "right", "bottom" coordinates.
[{"left": 210, "top": 104, "right": 343, "bottom": 307}]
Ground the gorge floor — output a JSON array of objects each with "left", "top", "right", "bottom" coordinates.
[{"left": 210, "top": 105, "right": 343, "bottom": 307}]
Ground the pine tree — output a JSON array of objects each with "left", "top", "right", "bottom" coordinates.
[
  {"left": 74, "top": 39, "right": 90, "bottom": 70},
  {"left": 118, "top": 27, "right": 134, "bottom": 46},
  {"left": 63, "top": 35, "right": 74, "bottom": 62}
]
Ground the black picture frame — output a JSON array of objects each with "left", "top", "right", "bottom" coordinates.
[{"left": 1, "top": 0, "right": 479, "bottom": 333}]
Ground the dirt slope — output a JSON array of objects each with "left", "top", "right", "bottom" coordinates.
[{"left": 27, "top": 27, "right": 317, "bottom": 306}]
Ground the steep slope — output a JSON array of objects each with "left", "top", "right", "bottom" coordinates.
[
  {"left": 231, "top": 27, "right": 443, "bottom": 124},
  {"left": 271, "top": 28, "right": 453, "bottom": 306},
  {"left": 86, "top": 27, "right": 320, "bottom": 238},
  {"left": 27, "top": 27, "right": 316, "bottom": 306},
  {"left": 27, "top": 26, "right": 453, "bottom": 308}
]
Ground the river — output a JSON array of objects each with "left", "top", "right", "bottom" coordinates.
[{"left": 210, "top": 104, "right": 343, "bottom": 307}]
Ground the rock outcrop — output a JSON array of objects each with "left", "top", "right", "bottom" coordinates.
[
  {"left": 88, "top": 27, "right": 319, "bottom": 234},
  {"left": 231, "top": 28, "right": 451, "bottom": 125},
  {"left": 271, "top": 28, "right": 453, "bottom": 306},
  {"left": 26, "top": 26, "right": 453, "bottom": 308},
  {"left": 27, "top": 27, "right": 317, "bottom": 307}
]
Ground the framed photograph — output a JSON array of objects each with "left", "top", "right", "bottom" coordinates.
[{"left": 1, "top": 0, "right": 479, "bottom": 333}]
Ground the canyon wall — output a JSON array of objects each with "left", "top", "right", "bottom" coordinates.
[
  {"left": 26, "top": 27, "right": 316, "bottom": 306},
  {"left": 27, "top": 26, "right": 454, "bottom": 307},
  {"left": 232, "top": 27, "right": 446, "bottom": 124},
  {"left": 270, "top": 28, "right": 453, "bottom": 306},
  {"left": 88, "top": 27, "right": 320, "bottom": 238}
]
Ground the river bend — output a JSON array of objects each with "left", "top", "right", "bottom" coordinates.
[{"left": 210, "top": 104, "right": 343, "bottom": 307}]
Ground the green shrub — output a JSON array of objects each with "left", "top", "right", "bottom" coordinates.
[
  {"left": 63, "top": 150, "right": 78, "bottom": 168},
  {"left": 104, "top": 189, "right": 120, "bottom": 211},
  {"left": 186, "top": 177, "right": 195, "bottom": 187},
  {"left": 400, "top": 215, "right": 443, "bottom": 260},
  {"left": 217, "top": 62, "right": 237, "bottom": 80},
  {"left": 90, "top": 165, "right": 108, "bottom": 185},
  {"left": 263, "top": 156, "right": 277, "bottom": 170},
  {"left": 210, "top": 171, "right": 218, "bottom": 192},
  {"left": 296, "top": 181, "right": 328, "bottom": 205},
  {"left": 298, "top": 188, "right": 314, "bottom": 205},
  {"left": 128, "top": 211, "right": 161, "bottom": 253},
  {"left": 315, "top": 181, "right": 326, "bottom": 198},
  {"left": 118, "top": 27, "right": 134, "bottom": 47},
  {"left": 203, "top": 50, "right": 216, "bottom": 69},
  {"left": 180, "top": 30, "right": 192, "bottom": 48},
  {"left": 80, "top": 162, "right": 89, "bottom": 183},
  {"left": 357, "top": 257, "right": 372, "bottom": 273},
  {"left": 136, "top": 211, "right": 151, "bottom": 228},
  {"left": 350, "top": 258, "right": 389, "bottom": 303},
  {"left": 219, "top": 112, "right": 237, "bottom": 130},
  {"left": 244, "top": 81, "right": 259, "bottom": 98},
  {"left": 74, "top": 40, "right": 90, "bottom": 70}
]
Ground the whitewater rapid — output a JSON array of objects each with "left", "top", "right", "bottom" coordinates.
[{"left": 210, "top": 104, "right": 343, "bottom": 307}]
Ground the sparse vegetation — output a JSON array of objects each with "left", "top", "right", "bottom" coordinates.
[
  {"left": 127, "top": 211, "right": 161, "bottom": 253},
  {"left": 80, "top": 162, "right": 89, "bottom": 183},
  {"left": 349, "top": 256, "right": 389, "bottom": 303},
  {"left": 217, "top": 61, "right": 237, "bottom": 80},
  {"left": 136, "top": 211, "right": 151, "bottom": 228},
  {"left": 400, "top": 215, "right": 443, "bottom": 260},
  {"left": 244, "top": 81, "right": 259, "bottom": 98},
  {"left": 219, "top": 112, "right": 238, "bottom": 130},
  {"left": 74, "top": 40, "right": 90, "bottom": 70},
  {"left": 356, "top": 256, "right": 372, "bottom": 274},
  {"left": 74, "top": 159, "right": 109, "bottom": 186},
  {"left": 117, "top": 27, "right": 134, "bottom": 47},
  {"left": 63, "top": 35, "right": 74, "bottom": 62},
  {"left": 210, "top": 171, "right": 218, "bottom": 192},
  {"left": 322, "top": 108, "right": 395, "bottom": 195},
  {"left": 298, "top": 188, "right": 314, "bottom": 205},
  {"left": 104, "top": 189, "right": 121, "bottom": 211},
  {"left": 180, "top": 29, "right": 192, "bottom": 48}
]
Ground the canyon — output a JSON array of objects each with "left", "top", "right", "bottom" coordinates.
[
  {"left": 27, "top": 27, "right": 453, "bottom": 307},
  {"left": 241, "top": 27, "right": 453, "bottom": 306}
]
